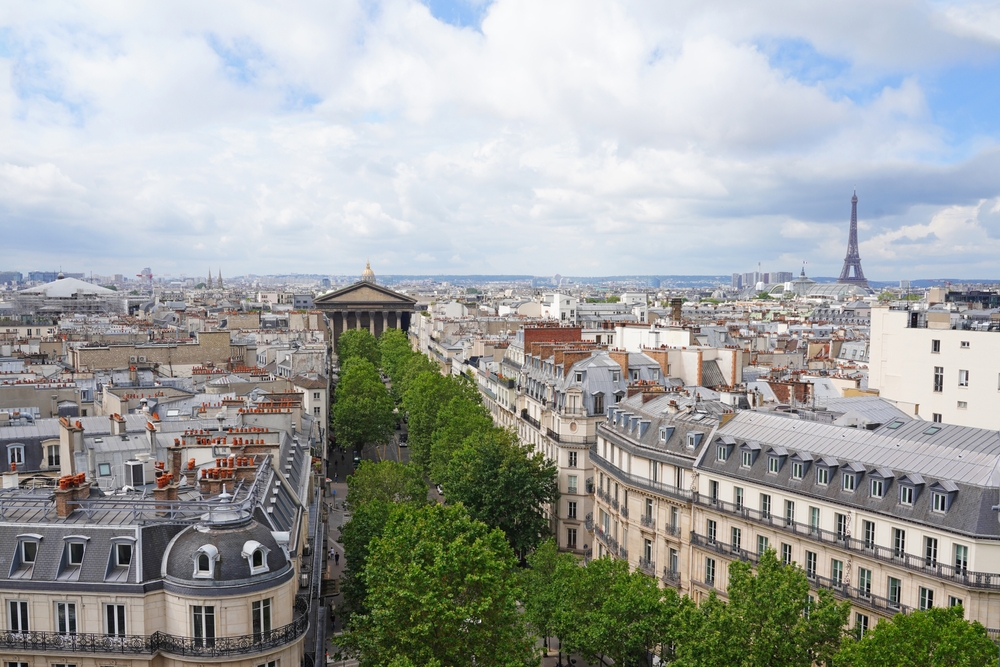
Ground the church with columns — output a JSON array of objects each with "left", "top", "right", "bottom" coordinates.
[{"left": 314, "top": 262, "right": 417, "bottom": 352}]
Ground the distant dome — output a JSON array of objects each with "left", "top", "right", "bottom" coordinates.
[
  {"left": 56, "top": 272, "right": 65, "bottom": 280},
  {"left": 360, "top": 261, "right": 376, "bottom": 284}
]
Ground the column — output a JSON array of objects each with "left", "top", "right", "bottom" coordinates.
[
  {"left": 333, "top": 311, "right": 343, "bottom": 352},
  {"left": 368, "top": 310, "right": 375, "bottom": 336}
]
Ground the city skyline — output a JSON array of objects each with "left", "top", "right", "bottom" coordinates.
[{"left": 2, "top": 2, "right": 1000, "bottom": 277}]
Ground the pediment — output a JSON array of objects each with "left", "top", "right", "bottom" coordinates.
[{"left": 315, "top": 281, "right": 417, "bottom": 306}]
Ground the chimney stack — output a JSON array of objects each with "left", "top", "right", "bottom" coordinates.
[
  {"left": 110, "top": 413, "right": 126, "bottom": 436},
  {"left": 670, "top": 298, "right": 683, "bottom": 323}
]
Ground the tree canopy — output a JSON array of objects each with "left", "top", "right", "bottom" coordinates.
[
  {"left": 835, "top": 606, "right": 997, "bottom": 667},
  {"left": 338, "top": 329, "right": 381, "bottom": 368},
  {"left": 346, "top": 460, "right": 428, "bottom": 508},
  {"left": 443, "top": 428, "right": 559, "bottom": 559},
  {"left": 332, "top": 357, "right": 395, "bottom": 451},
  {"left": 342, "top": 503, "right": 536, "bottom": 667},
  {"left": 429, "top": 395, "right": 494, "bottom": 482}
]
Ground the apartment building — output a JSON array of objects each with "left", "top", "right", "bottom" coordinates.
[
  {"left": 870, "top": 306, "right": 1000, "bottom": 428},
  {"left": 0, "top": 412, "right": 313, "bottom": 667}
]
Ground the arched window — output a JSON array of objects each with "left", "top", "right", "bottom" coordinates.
[
  {"left": 252, "top": 549, "right": 264, "bottom": 568},
  {"left": 198, "top": 553, "right": 210, "bottom": 572},
  {"left": 242, "top": 540, "right": 270, "bottom": 575},
  {"left": 192, "top": 544, "right": 219, "bottom": 579}
]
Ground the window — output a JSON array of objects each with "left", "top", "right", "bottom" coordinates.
[
  {"left": 198, "top": 553, "right": 210, "bottom": 573},
  {"left": 855, "top": 613, "right": 869, "bottom": 639},
  {"left": 47, "top": 445, "right": 60, "bottom": 467},
  {"left": 958, "top": 401, "right": 967, "bottom": 409},
  {"left": 791, "top": 462, "right": 803, "bottom": 480},
  {"left": 731, "top": 527, "right": 742, "bottom": 551},
  {"left": 893, "top": 528, "right": 906, "bottom": 557},
  {"left": 252, "top": 598, "right": 272, "bottom": 637},
  {"left": 734, "top": 487, "right": 744, "bottom": 510},
  {"left": 757, "top": 535, "right": 769, "bottom": 555},
  {"left": 870, "top": 478, "right": 884, "bottom": 498},
  {"left": 955, "top": 544, "right": 969, "bottom": 574},
  {"left": 717, "top": 445, "right": 729, "bottom": 462},
  {"left": 805, "top": 551, "right": 816, "bottom": 578},
  {"left": 888, "top": 577, "right": 902, "bottom": 607},
  {"left": 21, "top": 541, "right": 37, "bottom": 564},
  {"left": 781, "top": 543, "right": 792, "bottom": 565},
  {"left": 313, "top": 407, "right": 320, "bottom": 416},
  {"left": 644, "top": 538, "right": 652, "bottom": 562},
  {"left": 933, "top": 413, "right": 942, "bottom": 423},
  {"left": 192, "top": 605, "right": 215, "bottom": 648},
  {"left": 932, "top": 493, "right": 947, "bottom": 513},
  {"left": 899, "top": 486, "right": 914, "bottom": 506},
  {"left": 705, "top": 557, "right": 716, "bottom": 586},
  {"left": 313, "top": 392, "right": 320, "bottom": 400},
  {"left": 567, "top": 475, "right": 578, "bottom": 494},
  {"left": 567, "top": 528, "right": 577, "bottom": 548},
  {"left": 668, "top": 548, "right": 678, "bottom": 573},
  {"left": 933, "top": 366, "right": 943, "bottom": 392},
  {"left": 784, "top": 500, "right": 794, "bottom": 525},
  {"left": 593, "top": 394, "right": 604, "bottom": 414},
  {"left": 931, "top": 339, "right": 940, "bottom": 353},
  {"left": 706, "top": 519, "right": 717, "bottom": 543},
  {"left": 116, "top": 543, "right": 133, "bottom": 567},
  {"left": 831, "top": 559, "right": 843, "bottom": 585},
  {"left": 8, "top": 601, "right": 28, "bottom": 632},
  {"left": 686, "top": 433, "right": 697, "bottom": 449},
  {"left": 98, "top": 463, "right": 111, "bottom": 476},
  {"left": 919, "top": 587, "right": 934, "bottom": 611},
  {"left": 842, "top": 473, "right": 856, "bottom": 492},
  {"left": 961, "top": 340, "right": 970, "bottom": 349},
  {"left": 709, "top": 480, "right": 719, "bottom": 503},
  {"left": 105, "top": 604, "right": 126, "bottom": 637},
  {"left": 741, "top": 451, "right": 752, "bottom": 467},
  {"left": 949, "top": 596, "right": 964, "bottom": 611},
  {"left": 816, "top": 467, "right": 829, "bottom": 486},
  {"left": 568, "top": 500, "right": 577, "bottom": 519},
  {"left": 56, "top": 602, "right": 77, "bottom": 635},
  {"left": 644, "top": 497, "right": 653, "bottom": 519},
  {"left": 669, "top": 507, "right": 679, "bottom": 532},
  {"left": 768, "top": 457, "right": 779, "bottom": 474},
  {"left": 924, "top": 537, "right": 938, "bottom": 567},
  {"left": 67, "top": 541, "right": 85, "bottom": 565},
  {"left": 809, "top": 507, "right": 820, "bottom": 533},
  {"left": 835, "top": 513, "right": 848, "bottom": 540},
  {"left": 760, "top": 494, "right": 771, "bottom": 519},
  {"left": 862, "top": 520, "right": 875, "bottom": 549},
  {"left": 958, "top": 370, "right": 969, "bottom": 387},
  {"left": 7, "top": 446, "right": 23, "bottom": 466},
  {"left": 857, "top": 568, "right": 872, "bottom": 597},
  {"left": 568, "top": 451, "right": 578, "bottom": 468}
]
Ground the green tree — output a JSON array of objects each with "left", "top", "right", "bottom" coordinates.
[
  {"left": 521, "top": 539, "right": 578, "bottom": 654},
  {"left": 395, "top": 352, "right": 441, "bottom": 399},
  {"left": 342, "top": 503, "right": 537, "bottom": 667},
  {"left": 332, "top": 358, "right": 395, "bottom": 452},
  {"left": 673, "top": 549, "right": 849, "bottom": 667},
  {"left": 346, "top": 460, "right": 428, "bottom": 509},
  {"left": 377, "top": 328, "right": 413, "bottom": 382},
  {"left": 401, "top": 371, "right": 458, "bottom": 473},
  {"left": 339, "top": 499, "right": 393, "bottom": 617},
  {"left": 443, "top": 428, "right": 559, "bottom": 559},
  {"left": 429, "top": 396, "right": 493, "bottom": 482},
  {"left": 561, "top": 556, "right": 677, "bottom": 667},
  {"left": 338, "top": 329, "right": 381, "bottom": 367},
  {"left": 835, "top": 606, "right": 997, "bottom": 667}
]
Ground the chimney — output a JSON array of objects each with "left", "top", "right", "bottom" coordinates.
[
  {"left": 609, "top": 350, "right": 629, "bottom": 379},
  {"left": 643, "top": 349, "right": 670, "bottom": 378},
  {"left": 146, "top": 421, "right": 158, "bottom": 456},
  {"left": 110, "top": 413, "right": 126, "bottom": 436},
  {"left": 50, "top": 394, "right": 58, "bottom": 419},
  {"left": 670, "top": 297, "right": 683, "bottom": 323},
  {"left": 170, "top": 444, "right": 184, "bottom": 479},
  {"left": 58, "top": 417, "right": 85, "bottom": 477}
]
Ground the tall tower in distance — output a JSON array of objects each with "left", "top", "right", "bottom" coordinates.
[{"left": 837, "top": 189, "right": 868, "bottom": 288}]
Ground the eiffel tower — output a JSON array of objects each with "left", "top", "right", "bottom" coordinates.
[{"left": 837, "top": 190, "right": 868, "bottom": 288}]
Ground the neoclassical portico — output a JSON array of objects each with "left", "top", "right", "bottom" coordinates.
[{"left": 314, "top": 264, "right": 417, "bottom": 352}]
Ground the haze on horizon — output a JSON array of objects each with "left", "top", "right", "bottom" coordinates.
[{"left": 2, "top": 1, "right": 1000, "bottom": 280}]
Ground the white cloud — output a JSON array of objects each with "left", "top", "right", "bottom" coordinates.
[{"left": 0, "top": 0, "right": 997, "bottom": 277}]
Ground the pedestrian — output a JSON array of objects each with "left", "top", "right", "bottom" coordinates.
[
  {"left": 334, "top": 552, "right": 340, "bottom": 565},
  {"left": 329, "top": 547, "right": 334, "bottom": 560},
  {"left": 330, "top": 614, "right": 336, "bottom": 631},
  {"left": 334, "top": 472, "right": 338, "bottom": 483}
]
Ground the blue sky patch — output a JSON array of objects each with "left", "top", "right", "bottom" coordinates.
[
  {"left": 205, "top": 33, "right": 267, "bottom": 85},
  {"left": 420, "top": 0, "right": 491, "bottom": 29},
  {"left": 757, "top": 37, "right": 850, "bottom": 85},
  {"left": 925, "top": 58, "right": 1000, "bottom": 146}
]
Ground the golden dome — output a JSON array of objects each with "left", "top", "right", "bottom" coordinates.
[{"left": 360, "top": 261, "right": 376, "bottom": 283}]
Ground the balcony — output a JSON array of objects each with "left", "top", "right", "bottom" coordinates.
[
  {"left": 520, "top": 409, "right": 541, "bottom": 430},
  {"left": 586, "top": 477, "right": 594, "bottom": 494},
  {"left": 694, "top": 496, "right": 1000, "bottom": 590},
  {"left": 662, "top": 567, "right": 680, "bottom": 586},
  {"left": 585, "top": 512, "right": 594, "bottom": 531},
  {"left": 690, "top": 532, "right": 759, "bottom": 565},
  {"left": 638, "top": 557, "right": 655, "bottom": 575},
  {"left": 590, "top": 446, "right": 693, "bottom": 503},
  {"left": 546, "top": 428, "right": 597, "bottom": 446},
  {"left": 0, "top": 597, "right": 309, "bottom": 657},
  {"left": 810, "top": 574, "right": 914, "bottom": 616},
  {"left": 618, "top": 545, "right": 629, "bottom": 560},
  {"left": 663, "top": 523, "right": 681, "bottom": 537},
  {"left": 596, "top": 487, "right": 609, "bottom": 502},
  {"left": 640, "top": 514, "right": 655, "bottom": 528},
  {"left": 620, "top": 504, "right": 629, "bottom": 519},
  {"left": 611, "top": 497, "right": 619, "bottom": 511}
]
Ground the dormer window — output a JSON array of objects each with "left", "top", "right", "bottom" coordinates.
[
  {"left": 929, "top": 480, "right": 958, "bottom": 513},
  {"left": 817, "top": 468, "right": 829, "bottom": 486},
  {"left": 575, "top": 372, "right": 583, "bottom": 382},
  {"left": 116, "top": 543, "right": 133, "bottom": 567},
  {"left": 791, "top": 462, "right": 803, "bottom": 480},
  {"left": 870, "top": 479, "right": 884, "bottom": 498},
  {"left": 686, "top": 433, "right": 697, "bottom": 449},
  {"left": 242, "top": 540, "right": 270, "bottom": 575},
  {"left": 717, "top": 445, "right": 729, "bottom": 462},
  {"left": 842, "top": 473, "right": 856, "bottom": 492},
  {"left": 193, "top": 544, "right": 220, "bottom": 579},
  {"left": 768, "top": 457, "right": 779, "bottom": 474},
  {"left": 612, "top": 371, "right": 621, "bottom": 382},
  {"left": 68, "top": 541, "right": 85, "bottom": 565},
  {"left": 741, "top": 451, "right": 752, "bottom": 468},
  {"left": 22, "top": 541, "right": 37, "bottom": 564},
  {"left": 900, "top": 486, "right": 914, "bottom": 505},
  {"left": 932, "top": 493, "right": 946, "bottom": 512}
]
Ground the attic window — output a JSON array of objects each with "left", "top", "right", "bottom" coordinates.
[
  {"left": 923, "top": 426, "right": 942, "bottom": 436},
  {"left": 899, "top": 486, "right": 914, "bottom": 506},
  {"left": 886, "top": 420, "right": 905, "bottom": 430},
  {"left": 67, "top": 541, "right": 85, "bottom": 566},
  {"left": 575, "top": 372, "right": 583, "bottom": 382},
  {"left": 21, "top": 541, "right": 37, "bottom": 564},
  {"left": 116, "top": 543, "right": 133, "bottom": 567},
  {"left": 659, "top": 427, "right": 667, "bottom": 442},
  {"left": 612, "top": 371, "right": 621, "bottom": 382},
  {"left": 741, "top": 451, "right": 752, "bottom": 468},
  {"left": 242, "top": 540, "right": 270, "bottom": 575},
  {"left": 717, "top": 445, "right": 729, "bottom": 462},
  {"left": 193, "top": 544, "right": 220, "bottom": 579},
  {"left": 932, "top": 492, "right": 947, "bottom": 513}
]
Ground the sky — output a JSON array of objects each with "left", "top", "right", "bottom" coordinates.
[{"left": 2, "top": 1, "right": 1000, "bottom": 280}]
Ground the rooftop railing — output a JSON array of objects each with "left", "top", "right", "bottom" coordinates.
[{"left": 590, "top": 446, "right": 693, "bottom": 503}]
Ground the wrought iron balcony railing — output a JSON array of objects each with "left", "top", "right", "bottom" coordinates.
[
  {"left": 0, "top": 597, "right": 308, "bottom": 657},
  {"left": 639, "top": 514, "right": 655, "bottom": 528}
]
